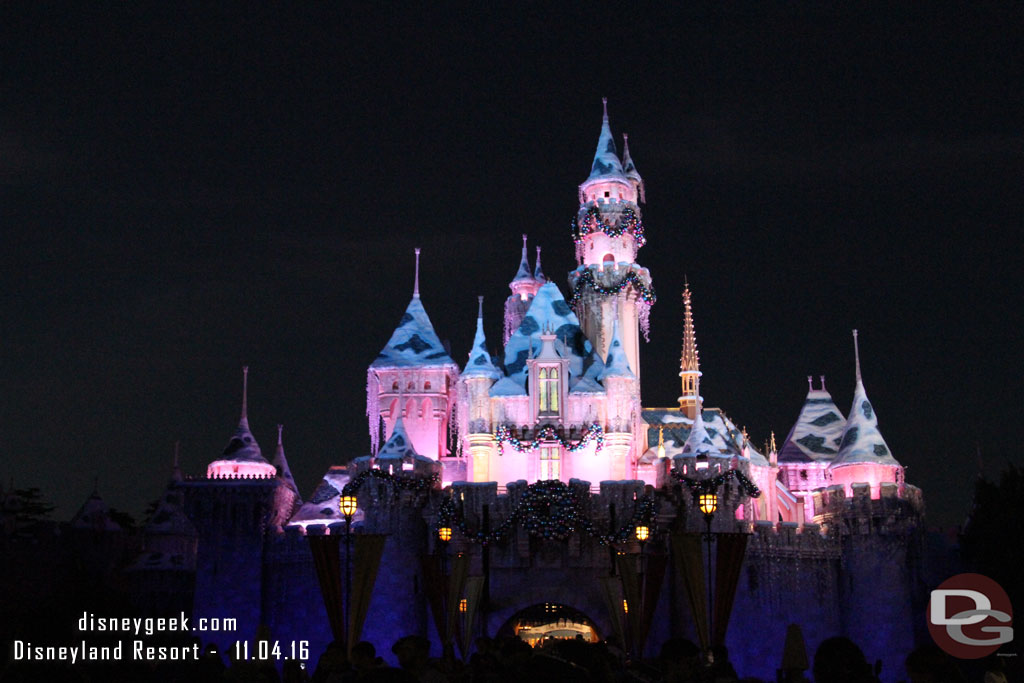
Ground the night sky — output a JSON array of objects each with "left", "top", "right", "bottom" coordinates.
[{"left": 2, "top": 6, "right": 1021, "bottom": 527}]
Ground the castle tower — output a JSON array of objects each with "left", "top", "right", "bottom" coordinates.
[
  {"left": 828, "top": 330, "right": 903, "bottom": 498},
  {"left": 778, "top": 375, "right": 845, "bottom": 520},
  {"left": 504, "top": 235, "right": 543, "bottom": 344},
  {"left": 677, "top": 282, "right": 703, "bottom": 420},
  {"left": 367, "top": 248, "right": 460, "bottom": 461},
  {"left": 597, "top": 319, "right": 637, "bottom": 480},
  {"left": 269, "top": 425, "right": 301, "bottom": 530},
  {"left": 568, "top": 99, "right": 655, "bottom": 382},
  {"left": 206, "top": 367, "right": 277, "bottom": 478},
  {"left": 460, "top": 296, "right": 501, "bottom": 482}
]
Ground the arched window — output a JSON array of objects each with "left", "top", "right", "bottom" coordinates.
[
  {"left": 540, "top": 446, "right": 561, "bottom": 481},
  {"left": 602, "top": 253, "right": 615, "bottom": 265},
  {"left": 424, "top": 381, "right": 431, "bottom": 391},
  {"left": 392, "top": 381, "right": 399, "bottom": 391},
  {"left": 539, "top": 367, "right": 559, "bottom": 416}
]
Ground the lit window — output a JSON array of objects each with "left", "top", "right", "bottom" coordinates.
[
  {"left": 424, "top": 381, "right": 431, "bottom": 391},
  {"left": 540, "top": 446, "right": 560, "bottom": 481},
  {"left": 539, "top": 367, "right": 559, "bottom": 415}
]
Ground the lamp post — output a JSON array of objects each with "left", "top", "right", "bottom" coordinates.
[
  {"left": 697, "top": 489, "right": 718, "bottom": 646},
  {"left": 634, "top": 523, "right": 650, "bottom": 656},
  {"left": 339, "top": 494, "right": 358, "bottom": 643}
]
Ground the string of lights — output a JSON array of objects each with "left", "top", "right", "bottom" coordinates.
[{"left": 494, "top": 423, "right": 604, "bottom": 454}]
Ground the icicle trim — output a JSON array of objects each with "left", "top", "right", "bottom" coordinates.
[
  {"left": 367, "top": 370, "right": 381, "bottom": 455},
  {"left": 639, "top": 300, "right": 652, "bottom": 342}
]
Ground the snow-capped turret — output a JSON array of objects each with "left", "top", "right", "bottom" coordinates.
[
  {"left": 621, "top": 133, "right": 645, "bottom": 203},
  {"left": 779, "top": 376, "right": 846, "bottom": 464},
  {"left": 534, "top": 246, "right": 546, "bottom": 283},
  {"left": 207, "top": 367, "right": 277, "bottom": 478},
  {"left": 367, "top": 249, "right": 460, "bottom": 459},
  {"left": 463, "top": 296, "right": 501, "bottom": 380},
  {"left": 599, "top": 319, "right": 635, "bottom": 380},
  {"left": 505, "top": 235, "right": 543, "bottom": 343},
  {"left": 829, "top": 330, "right": 902, "bottom": 498},
  {"left": 70, "top": 488, "right": 122, "bottom": 532},
  {"left": 272, "top": 425, "right": 300, "bottom": 499},
  {"left": 584, "top": 98, "right": 627, "bottom": 184}
]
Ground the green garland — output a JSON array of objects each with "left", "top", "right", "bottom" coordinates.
[
  {"left": 342, "top": 469, "right": 440, "bottom": 497},
  {"left": 669, "top": 468, "right": 762, "bottom": 498},
  {"left": 494, "top": 423, "right": 604, "bottom": 454},
  {"left": 568, "top": 268, "right": 656, "bottom": 306},
  {"left": 436, "top": 479, "right": 655, "bottom": 545},
  {"left": 573, "top": 205, "right": 647, "bottom": 248}
]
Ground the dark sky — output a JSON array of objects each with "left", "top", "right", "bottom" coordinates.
[{"left": 2, "top": 5, "right": 1021, "bottom": 526}]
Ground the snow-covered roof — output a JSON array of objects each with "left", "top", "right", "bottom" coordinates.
[
  {"left": 145, "top": 488, "right": 197, "bottom": 537},
  {"left": 490, "top": 376, "right": 527, "bottom": 396},
  {"left": 273, "top": 425, "right": 301, "bottom": 499},
  {"left": 69, "top": 491, "right": 121, "bottom": 532},
  {"left": 641, "top": 407, "right": 768, "bottom": 466},
  {"left": 288, "top": 466, "right": 358, "bottom": 527},
  {"left": 376, "top": 416, "right": 422, "bottom": 460},
  {"left": 372, "top": 296, "right": 457, "bottom": 369},
  {"left": 598, "top": 320, "right": 634, "bottom": 380},
  {"left": 512, "top": 238, "right": 534, "bottom": 283},
  {"left": 622, "top": 133, "right": 642, "bottom": 183},
  {"left": 463, "top": 312, "right": 501, "bottom": 380},
  {"left": 585, "top": 99, "right": 627, "bottom": 183},
  {"left": 779, "top": 385, "right": 847, "bottom": 463},
  {"left": 501, "top": 282, "right": 600, "bottom": 390},
  {"left": 830, "top": 380, "right": 900, "bottom": 468},
  {"left": 831, "top": 332, "right": 901, "bottom": 469},
  {"left": 217, "top": 416, "right": 267, "bottom": 464},
  {"left": 533, "top": 246, "right": 546, "bottom": 282},
  {"left": 681, "top": 411, "right": 722, "bottom": 456}
]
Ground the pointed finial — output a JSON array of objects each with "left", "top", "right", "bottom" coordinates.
[
  {"left": 241, "top": 365, "right": 249, "bottom": 420},
  {"left": 820, "top": 375, "right": 827, "bottom": 391},
  {"left": 770, "top": 431, "right": 778, "bottom": 453},
  {"left": 413, "top": 248, "right": 421, "bottom": 298},
  {"left": 534, "top": 245, "right": 544, "bottom": 280},
  {"left": 172, "top": 441, "right": 182, "bottom": 482},
  {"left": 174, "top": 440, "right": 180, "bottom": 468},
  {"left": 522, "top": 234, "right": 528, "bottom": 251},
  {"left": 602, "top": 97, "right": 609, "bottom": 120},
  {"left": 477, "top": 295, "right": 484, "bottom": 319},
  {"left": 277, "top": 424, "right": 283, "bottom": 447},
  {"left": 852, "top": 329, "right": 862, "bottom": 384},
  {"left": 807, "top": 375, "right": 813, "bottom": 391}
]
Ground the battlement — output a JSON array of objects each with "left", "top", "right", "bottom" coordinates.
[
  {"left": 182, "top": 473, "right": 277, "bottom": 482},
  {"left": 812, "top": 482, "right": 924, "bottom": 533}
]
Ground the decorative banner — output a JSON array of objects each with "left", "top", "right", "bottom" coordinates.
[
  {"left": 494, "top": 423, "right": 604, "bottom": 454},
  {"left": 445, "top": 553, "right": 471, "bottom": 646},
  {"left": 459, "top": 576, "right": 484, "bottom": 659},
  {"left": 347, "top": 534, "right": 387, "bottom": 656},
  {"left": 712, "top": 532, "right": 749, "bottom": 647},
  {"left": 780, "top": 623, "right": 809, "bottom": 672},
  {"left": 599, "top": 576, "right": 627, "bottom": 652},
  {"left": 670, "top": 468, "right": 762, "bottom": 498},
  {"left": 436, "top": 480, "right": 655, "bottom": 546},
  {"left": 639, "top": 553, "right": 668, "bottom": 655},
  {"left": 616, "top": 553, "right": 643, "bottom": 655},
  {"left": 670, "top": 532, "right": 709, "bottom": 651},
  {"left": 307, "top": 535, "right": 345, "bottom": 644},
  {"left": 420, "top": 554, "right": 446, "bottom": 643}
]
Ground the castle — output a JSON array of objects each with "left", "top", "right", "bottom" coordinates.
[{"left": 118, "top": 101, "right": 927, "bottom": 680}]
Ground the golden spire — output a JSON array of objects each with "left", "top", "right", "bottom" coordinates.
[{"left": 677, "top": 280, "right": 702, "bottom": 419}]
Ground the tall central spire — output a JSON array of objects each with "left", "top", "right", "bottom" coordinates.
[
  {"left": 240, "top": 365, "right": 249, "bottom": 426},
  {"left": 678, "top": 281, "right": 703, "bottom": 419},
  {"left": 413, "top": 247, "right": 421, "bottom": 298}
]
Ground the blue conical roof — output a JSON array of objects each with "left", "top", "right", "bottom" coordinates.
[
  {"left": 463, "top": 304, "right": 501, "bottom": 380},
  {"left": 830, "top": 332, "right": 900, "bottom": 468},
  {"left": 598, "top": 320, "right": 635, "bottom": 380},
  {"left": 512, "top": 235, "right": 534, "bottom": 283},
  {"left": 372, "top": 296, "right": 456, "bottom": 368},
  {"left": 377, "top": 415, "right": 421, "bottom": 459},
  {"left": 586, "top": 99, "right": 627, "bottom": 182},
  {"left": 779, "top": 380, "right": 847, "bottom": 463}
]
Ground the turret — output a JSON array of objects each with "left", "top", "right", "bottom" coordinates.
[
  {"left": 677, "top": 282, "right": 702, "bottom": 420},
  {"left": 597, "top": 318, "right": 637, "bottom": 480},
  {"left": 504, "top": 235, "right": 543, "bottom": 343},
  {"left": 460, "top": 296, "right": 500, "bottom": 482},
  {"left": 269, "top": 425, "right": 301, "bottom": 529},
  {"left": 568, "top": 99, "right": 655, "bottom": 380},
  {"left": 367, "top": 249, "right": 460, "bottom": 460},
  {"left": 207, "top": 367, "right": 277, "bottom": 479},
  {"left": 827, "top": 330, "right": 903, "bottom": 498}
]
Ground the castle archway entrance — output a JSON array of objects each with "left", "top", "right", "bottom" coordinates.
[{"left": 496, "top": 602, "right": 600, "bottom": 647}]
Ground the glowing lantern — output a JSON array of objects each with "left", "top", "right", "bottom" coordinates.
[
  {"left": 459, "top": 598, "right": 468, "bottom": 613},
  {"left": 635, "top": 525, "right": 650, "bottom": 542},
  {"left": 698, "top": 492, "right": 718, "bottom": 517},
  {"left": 657, "top": 426, "right": 666, "bottom": 459},
  {"left": 339, "top": 495, "right": 358, "bottom": 518},
  {"left": 622, "top": 599, "right": 629, "bottom": 614},
  {"left": 438, "top": 526, "right": 452, "bottom": 543}
]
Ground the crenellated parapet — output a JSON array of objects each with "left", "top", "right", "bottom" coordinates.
[{"left": 812, "top": 482, "right": 924, "bottom": 535}]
